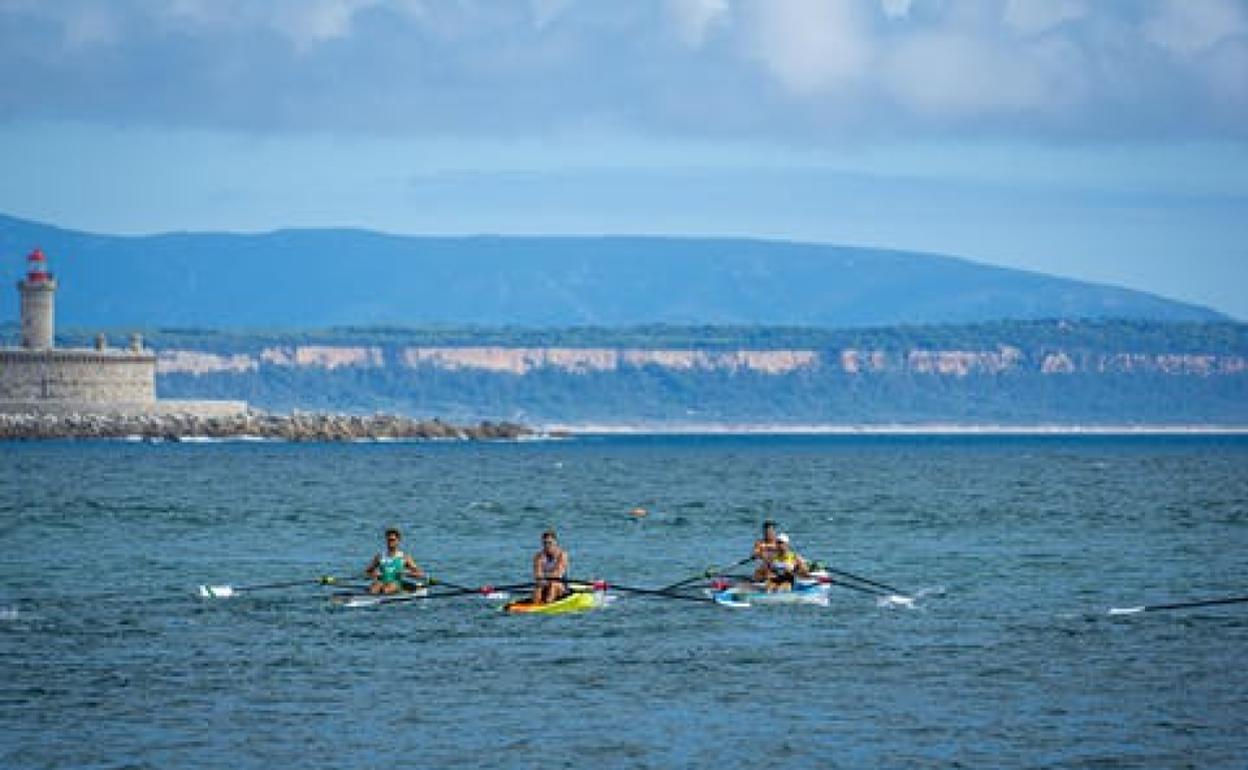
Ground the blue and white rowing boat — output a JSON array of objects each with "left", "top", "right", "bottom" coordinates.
[{"left": 708, "top": 574, "right": 832, "bottom": 607}]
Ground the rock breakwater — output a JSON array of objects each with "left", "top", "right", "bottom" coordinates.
[{"left": 0, "top": 411, "right": 533, "bottom": 441}]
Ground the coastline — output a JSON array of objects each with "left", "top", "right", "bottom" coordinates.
[
  {"left": 541, "top": 422, "right": 1248, "bottom": 436},
  {"left": 0, "top": 411, "right": 532, "bottom": 441},
  {"left": 7, "top": 412, "right": 1245, "bottom": 440}
]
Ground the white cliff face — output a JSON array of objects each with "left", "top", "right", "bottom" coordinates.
[
  {"left": 905, "top": 347, "right": 1024, "bottom": 376},
  {"left": 259, "top": 346, "right": 384, "bottom": 369},
  {"left": 1041, "top": 352, "right": 1077, "bottom": 374},
  {"left": 1097, "top": 353, "right": 1239, "bottom": 375},
  {"left": 157, "top": 350, "right": 257, "bottom": 375},
  {"left": 400, "top": 347, "right": 818, "bottom": 374},
  {"left": 841, "top": 350, "right": 887, "bottom": 373},
  {"left": 153, "top": 345, "right": 1248, "bottom": 377}
]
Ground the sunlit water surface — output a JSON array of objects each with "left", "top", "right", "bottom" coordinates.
[{"left": 2, "top": 435, "right": 1246, "bottom": 768}]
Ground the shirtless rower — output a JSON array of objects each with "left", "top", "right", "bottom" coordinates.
[{"left": 531, "top": 529, "right": 569, "bottom": 605}]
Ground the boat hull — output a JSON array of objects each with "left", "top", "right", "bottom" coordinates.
[
  {"left": 330, "top": 586, "right": 429, "bottom": 608},
  {"left": 503, "top": 590, "right": 605, "bottom": 615},
  {"left": 710, "top": 580, "right": 830, "bottom": 607}
]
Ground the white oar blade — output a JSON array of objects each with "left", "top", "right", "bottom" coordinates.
[
  {"left": 1108, "top": 606, "right": 1145, "bottom": 616},
  {"left": 198, "top": 585, "right": 235, "bottom": 599},
  {"left": 879, "top": 594, "right": 915, "bottom": 609}
]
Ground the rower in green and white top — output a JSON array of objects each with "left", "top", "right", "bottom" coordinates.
[{"left": 365, "top": 527, "right": 426, "bottom": 594}]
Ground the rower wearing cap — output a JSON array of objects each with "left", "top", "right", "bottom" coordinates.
[
  {"left": 752, "top": 519, "right": 781, "bottom": 581},
  {"left": 765, "top": 533, "right": 810, "bottom": 592},
  {"left": 365, "top": 527, "right": 426, "bottom": 594},
  {"left": 531, "top": 529, "right": 569, "bottom": 605}
]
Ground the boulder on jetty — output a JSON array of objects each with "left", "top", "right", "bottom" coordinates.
[{"left": 0, "top": 411, "right": 533, "bottom": 442}]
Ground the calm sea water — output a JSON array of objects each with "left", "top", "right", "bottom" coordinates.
[{"left": 2, "top": 435, "right": 1247, "bottom": 769}]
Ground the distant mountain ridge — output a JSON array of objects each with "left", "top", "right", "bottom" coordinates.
[{"left": 0, "top": 213, "right": 1225, "bottom": 328}]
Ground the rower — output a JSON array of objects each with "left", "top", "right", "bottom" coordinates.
[
  {"left": 765, "top": 533, "right": 810, "bottom": 592},
  {"left": 365, "top": 527, "right": 425, "bottom": 594},
  {"left": 531, "top": 529, "right": 569, "bottom": 605},
  {"left": 751, "top": 519, "right": 781, "bottom": 581}
]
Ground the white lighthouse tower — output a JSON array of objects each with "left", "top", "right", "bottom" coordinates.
[{"left": 18, "top": 247, "right": 56, "bottom": 350}]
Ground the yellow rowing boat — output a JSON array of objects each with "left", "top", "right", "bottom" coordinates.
[{"left": 503, "top": 590, "right": 604, "bottom": 615}]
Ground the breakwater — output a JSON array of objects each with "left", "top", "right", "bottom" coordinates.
[{"left": 0, "top": 411, "right": 532, "bottom": 441}]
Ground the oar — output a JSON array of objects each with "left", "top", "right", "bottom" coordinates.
[
  {"left": 1109, "top": 595, "right": 1248, "bottom": 615},
  {"left": 422, "top": 575, "right": 535, "bottom": 599},
  {"left": 814, "top": 564, "right": 910, "bottom": 598},
  {"left": 424, "top": 576, "right": 486, "bottom": 592},
  {"left": 821, "top": 577, "right": 912, "bottom": 606},
  {"left": 198, "top": 574, "right": 349, "bottom": 598},
  {"left": 659, "top": 555, "right": 755, "bottom": 592},
  {"left": 566, "top": 578, "right": 720, "bottom": 605},
  {"left": 358, "top": 582, "right": 537, "bottom": 606}
]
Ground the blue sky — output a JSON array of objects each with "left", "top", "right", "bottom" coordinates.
[{"left": 1, "top": 0, "right": 1246, "bottom": 318}]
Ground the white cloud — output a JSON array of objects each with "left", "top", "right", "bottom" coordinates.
[
  {"left": 667, "top": 0, "right": 730, "bottom": 48},
  {"left": 2, "top": 0, "right": 1246, "bottom": 140},
  {"left": 883, "top": 31, "right": 1085, "bottom": 118},
  {"left": 1003, "top": 0, "right": 1088, "bottom": 37},
  {"left": 270, "top": 0, "right": 380, "bottom": 50},
  {"left": 744, "top": 0, "right": 873, "bottom": 95},
  {"left": 1203, "top": 39, "right": 1248, "bottom": 114},
  {"left": 0, "top": 0, "right": 121, "bottom": 50},
  {"left": 161, "top": 0, "right": 380, "bottom": 49},
  {"left": 61, "top": 5, "right": 121, "bottom": 48},
  {"left": 1143, "top": 0, "right": 1248, "bottom": 56},
  {"left": 879, "top": 0, "right": 913, "bottom": 21}
]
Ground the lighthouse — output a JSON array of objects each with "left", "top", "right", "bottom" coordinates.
[
  {"left": 18, "top": 247, "right": 56, "bottom": 350},
  {"left": 2, "top": 246, "right": 245, "bottom": 417}
]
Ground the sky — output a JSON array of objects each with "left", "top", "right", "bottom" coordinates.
[{"left": 0, "top": 0, "right": 1246, "bottom": 318}]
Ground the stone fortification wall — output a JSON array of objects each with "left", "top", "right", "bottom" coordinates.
[{"left": 0, "top": 349, "right": 156, "bottom": 404}]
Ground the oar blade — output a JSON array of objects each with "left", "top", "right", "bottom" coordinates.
[
  {"left": 1108, "top": 595, "right": 1248, "bottom": 615},
  {"left": 879, "top": 593, "right": 915, "bottom": 609}
]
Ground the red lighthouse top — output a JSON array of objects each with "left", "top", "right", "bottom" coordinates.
[{"left": 26, "top": 247, "right": 51, "bottom": 282}]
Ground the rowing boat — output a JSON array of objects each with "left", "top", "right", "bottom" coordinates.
[
  {"left": 329, "top": 584, "right": 429, "bottom": 608},
  {"left": 503, "top": 590, "right": 607, "bottom": 615},
  {"left": 709, "top": 577, "right": 831, "bottom": 607}
]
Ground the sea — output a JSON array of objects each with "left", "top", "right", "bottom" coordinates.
[{"left": 2, "top": 434, "right": 1246, "bottom": 769}]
